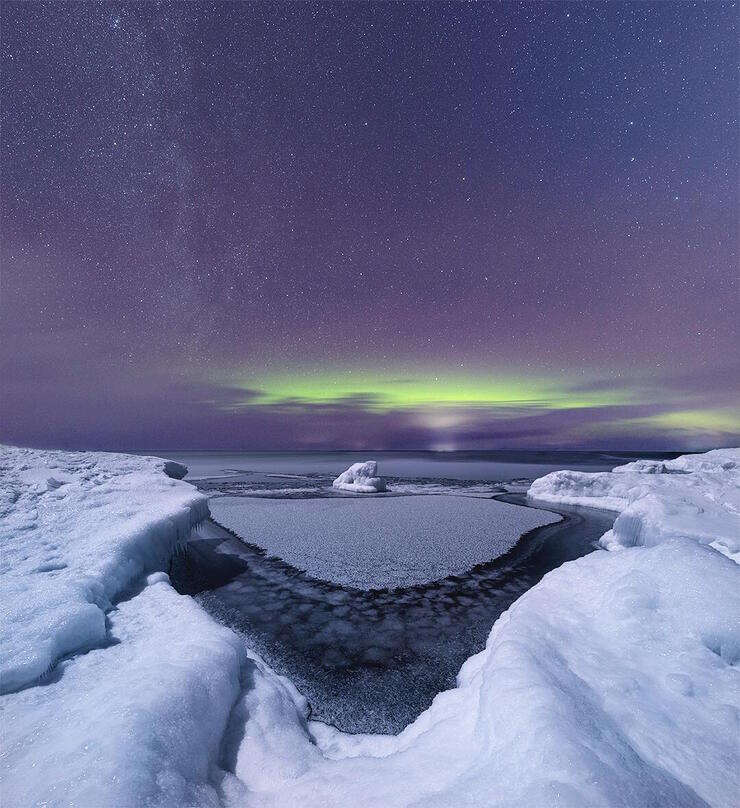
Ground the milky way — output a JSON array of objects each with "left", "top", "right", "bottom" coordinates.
[{"left": 1, "top": 2, "right": 737, "bottom": 450}]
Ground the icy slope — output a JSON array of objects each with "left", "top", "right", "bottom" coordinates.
[
  {"left": 528, "top": 448, "right": 740, "bottom": 561},
  {"left": 0, "top": 446, "right": 208, "bottom": 692}
]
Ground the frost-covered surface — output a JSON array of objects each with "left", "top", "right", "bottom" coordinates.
[
  {"left": 209, "top": 495, "right": 559, "bottom": 589},
  {"left": 529, "top": 447, "right": 740, "bottom": 561},
  {"left": 0, "top": 446, "right": 307, "bottom": 808},
  {"left": 332, "top": 460, "right": 387, "bottom": 492},
  {"left": 0, "top": 446, "right": 207, "bottom": 692}
]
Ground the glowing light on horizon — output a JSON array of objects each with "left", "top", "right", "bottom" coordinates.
[{"left": 217, "top": 368, "right": 638, "bottom": 412}]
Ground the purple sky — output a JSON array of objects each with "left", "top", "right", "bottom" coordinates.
[{"left": 1, "top": 2, "right": 738, "bottom": 451}]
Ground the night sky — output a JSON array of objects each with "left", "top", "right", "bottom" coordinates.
[{"left": 2, "top": 2, "right": 738, "bottom": 451}]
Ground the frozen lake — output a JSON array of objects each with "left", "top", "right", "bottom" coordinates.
[{"left": 168, "top": 451, "right": 669, "bottom": 733}]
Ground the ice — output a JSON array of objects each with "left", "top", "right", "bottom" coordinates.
[
  {"left": 332, "top": 460, "right": 387, "bottom": 492},
  {"left": 1, "top": 577, "right": 251, "bottom": 807},
  {"left": 528, "top": 448, "right": 740, "bottom": 561},
  {"left": 0, "top": 446, "right": 208, "bottom": 693},
  {"left": 209, "top": 494, "right": 560, "bottom": 589}
]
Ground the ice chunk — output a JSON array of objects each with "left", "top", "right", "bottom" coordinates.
[{"left": 332, "top": 460, "right": 387, "bottom": 493}]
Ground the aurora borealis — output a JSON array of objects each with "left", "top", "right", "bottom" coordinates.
[{"left": 1, "top": 2, "right": 738, "bottom": 451}]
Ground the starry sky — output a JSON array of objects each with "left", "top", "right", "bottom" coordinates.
[{"left": 1, "top": 1, "right": 738, "bottom": 451}]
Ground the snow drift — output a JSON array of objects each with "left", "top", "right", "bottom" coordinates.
[
  {"left": 528, "top": 448, "right": 740, "bottom": 561},
  {"left": 332, "top": 460, "right": 387, "bottom": 492}
]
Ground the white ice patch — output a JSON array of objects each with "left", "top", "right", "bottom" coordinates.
[
  {"left": 332, "top": 460, "right": 387, "bottom": 493},
  {"left": 209, "top": 495, "right": 559, "bottom": 589}
]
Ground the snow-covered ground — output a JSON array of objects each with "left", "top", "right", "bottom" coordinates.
[
  {"left": 209, "top": 495, "right": 559, "bottom": 589},
  {"left": 1, "top": 446, "right": 738, "bottom": 808},
  {"left": 528, "top": 449, "right": 740, "bottom": 562},
  {"left": 0, "top": 447, "right": 206, "bottom": 694}
]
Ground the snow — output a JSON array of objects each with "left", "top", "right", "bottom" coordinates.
[
  {"left": 333, "top": 459, "right": 388, "bottom": 492},
  {"left": 1, "top": 576, "right": 248, "bottom": 807},
  {"left": 208, "top": 494, "right": 559, "bottom": 589},
  {"left": 224, "top": 539, "right": 738, "bottom": 808},
  {"left": 2, "top": 445, "right": 738, "bottom": 808},
  {"left": 528, "top": 447, "right": 740, "bottom": 561},
  {"left": 0, "top": 446, "right": 207, "bottom": 693}
]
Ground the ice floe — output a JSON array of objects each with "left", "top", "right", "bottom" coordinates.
[{"left": 209, "top": 494, "right": 559, "bottom": 589}]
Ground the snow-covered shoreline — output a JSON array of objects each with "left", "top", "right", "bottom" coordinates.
[
  {"left": 1, "top": 446, "right": 738, "bottom": 807},
  {"left": 528, "top": 449, "right": 740, "bottom": 562},
  {"left": 0, "top": 447, "right": 208, "bottom": 694}
]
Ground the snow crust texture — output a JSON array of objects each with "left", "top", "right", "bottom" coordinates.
[
  {"left": 0, "top": 446, "right": 207, "bottom": 693},
  {"left": 0, "top": 446, "right": 268, "bottom": 808},
  {"left": 209, "top": 494, "right": 559, "bottom": 589},
  {"left": 332, "top": 460, "right": 387, "bottom": 492},
  {"left": 2, "top": 575, "right": 248, "bottom": 808}
]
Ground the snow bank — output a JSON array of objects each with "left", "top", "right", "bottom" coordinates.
[
  {"left": 528, "top": 447, "right": 740, "bottom": 561},
  {"left": 209, "top": 495, "right": 559, "bottom": 589},
  {"left": 332, "top": 460, "right": 387, "bottom": 493},
  {"left": 0, "top": 445, "right": 307, "bottom": 808},
  {"left": 0, "top": 446, "right": 207, "bottom": 693},
  {"left": 2, "top": 575, "right": 248, "bottom": 807}
]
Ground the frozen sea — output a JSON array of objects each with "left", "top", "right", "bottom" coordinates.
[
  {"left": 157, "top": 448, "right": 655, "bottom": 483},
  {"left": 168, "top": 450, "right": 677, "bottom": 733}
]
